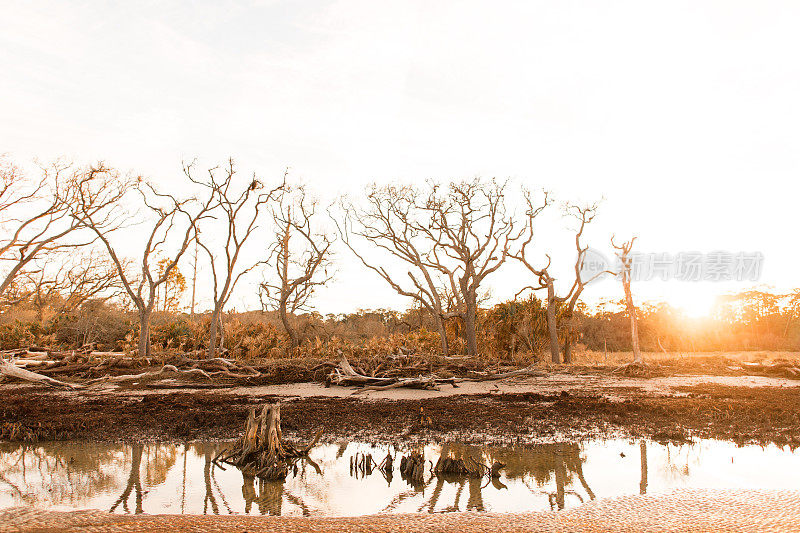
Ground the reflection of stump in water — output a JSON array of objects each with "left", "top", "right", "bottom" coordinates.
[
  {"left": 257, "top": 478, "right": 284, "bottom": 515},
  {"left": 466, "top": 477, "right": 484, "bottom": 511},
  {"left": 217, "top": 403, "right": 321, "bottom": 481},
  {"left": 241, "top": 473, "right": 284, "bottom": 515},
  {"left": 399, "top": 451, "right": 425, "bottom": 490},
  {"left": 242, "top": 473, "right": 311, "bottom": 516},
  {"left": 349, "top": 452, "right": 375, "bottom": 478},
  {"left": 434, "top": 455, "right": 505, "bottom": 478},
  {"left": 110, "top": 444, "right": 144, "bottom": 514}
]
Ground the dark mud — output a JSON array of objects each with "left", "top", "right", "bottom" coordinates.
[{"left": 2, "top": 383, "right": 799, "bottom": 447}]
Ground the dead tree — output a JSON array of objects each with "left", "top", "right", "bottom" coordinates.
[
  {"left": 0, "top": 159, "right": 126, "bottom": 300},
  {"left": 510, "top": 190, "right": 558, "bottom": 361},
  {"left": 336, "top": 184, "right": 454, "bottom": 355},
  {"left": 514, "top": 257, "right": 562, "bottom": 363},
  {"left": 260, "top": 186, "right": 332, "bottom": 350},
  {"left": 419, "top": 179, "right": 520, "bottom": 356},
  {"left": 80, "top": 177, "right": 214, "bottom": 358},
  {"left": 560, "top": 202, "right": 601, "bottom": 363},
  {"left": 514, "top": 193, "right": 601, "bottom": 363},
  {"left": 187, "top": 160, "right": 284, "bottom": 357},
  {"left": 19, "top": 250, "right": 121, "bottom": 321},
  {"left": 612, "top": 236, "right": 643, "bottom": 365}
]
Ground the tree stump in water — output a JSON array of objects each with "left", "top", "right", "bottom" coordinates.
[{"left": 216, "top": 402, "right": 322, "bottom": 480}]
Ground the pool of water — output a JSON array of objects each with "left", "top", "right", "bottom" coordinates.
[{"left": 1, "top": 438, "right": 798, "bottom": 516}]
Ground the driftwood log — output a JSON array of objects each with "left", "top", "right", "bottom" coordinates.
[
  {"left": 0, "top": 359, "right": 83, "bottom": 389},
  {"left": 0, "top": 347, "right": 264, "bottom": 387},
  {"left": 215, "top": 402, "right": 322, "bottom": 480},
  {"left": 328, "top": 355, "right": 458, "bottom": 392}
]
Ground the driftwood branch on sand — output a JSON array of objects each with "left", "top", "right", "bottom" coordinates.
[
  {"left": 0, "top": 358, "right": 83, "bottom": 389},
  {"left": 327, "top": 355, "right": 458, "bottom": 393},
  {"left": 0, "top": 347, "right": 264, "bottom": 388}
]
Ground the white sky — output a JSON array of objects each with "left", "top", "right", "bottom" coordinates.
[{"left": 1, "top": 0, "right": 798, "bottom": 315}]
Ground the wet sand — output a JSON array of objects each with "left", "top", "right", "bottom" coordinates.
[{"left": 3, "top": 489, "right": 800, "bottom": 532}]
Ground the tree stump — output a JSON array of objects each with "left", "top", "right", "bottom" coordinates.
[{"left": 216, "top": 402, "right": 321, "bottom": 480}]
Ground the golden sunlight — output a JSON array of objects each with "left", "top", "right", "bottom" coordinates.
[{"left": 667, "top": 288, "right": 718, "bottom": 319}]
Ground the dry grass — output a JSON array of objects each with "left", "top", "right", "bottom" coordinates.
[{"left": 572, "top": 350, "right": 800, "bottom": 366}]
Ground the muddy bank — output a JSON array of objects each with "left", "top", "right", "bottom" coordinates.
[{"left": 2, "top": 380, "right": 799, "bottom": 446}]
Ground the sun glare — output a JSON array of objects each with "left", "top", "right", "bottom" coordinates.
[{"left": 670, "top": 291, "right": 717, "bottom": 319}]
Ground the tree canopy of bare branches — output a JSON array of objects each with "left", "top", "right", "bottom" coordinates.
[
  {"left": 337, "top": 184, "right": 454, "bottom": 354},
  {"left": 260, "top": 185, "right": 333, "bottom": 349},
  {"left": 0, "top": 158, "right": 126, "bottom": 301},
  {"left": 423, "top": 179, "right": 520, "bottom": 356},
  {"left": 78, "top": 173, "right": 214, "bottom": 358},
  {"left": 338, "top": 178, "right": 518, "bottom": 356},
  {"left": 16, "top": 250, "right": 122, "bottom": 319},
  {"left": 189, "top": 159, "right": 285, "bottom": 357}
]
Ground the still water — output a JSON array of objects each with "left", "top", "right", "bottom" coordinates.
[{"left": 0, "top": 438, "right": 798, "bottom": 516}]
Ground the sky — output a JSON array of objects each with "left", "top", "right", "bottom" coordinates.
[{"left": 1, "top": 0, "right": 798, "bottom": 316}]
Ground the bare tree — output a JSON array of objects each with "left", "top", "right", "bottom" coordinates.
[
  {"left": 514, "top": 256, "right": 562, "bottom": 363},
  {"left": 416, "top": 179, "right": 520, "bottom": 356},
  {"left": 0, "top": 158, "right": 126, "bottom": 299},
  {"left": 510, "top": 190, "right": 558, "bottom": 361},
  {"left": 612, "top": 235, "right": 643, "bottom": 365},
  {"left": 188, "top": 160, "right": 284, "bottom": 358},
  {"left": 336, "top": 184, "right": 454, "bottom": 355},
  {"left": 339, "top": 179, "right": 517, "bottom": 356},
  {"left": 560, "top": 202, "right": 600, "bottom": 363},
  {"left": 18, "top": 250, "right": 122, "bottom": 321},
  {"left": 260, "top": 186, "right": 333, "bottom": 349},
  {"left": 79, "top": 176, "right": 213, "bottom": 358},
  {"left": 514, "top": 193, "right": 601, "bottom": 363}
]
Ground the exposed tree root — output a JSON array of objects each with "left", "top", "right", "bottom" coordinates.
[{"left": 215, "top": 403, "right": 322, "bottom": 481}]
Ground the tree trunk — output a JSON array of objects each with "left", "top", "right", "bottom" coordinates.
[
  {"left": 622, "top": 277, "right": 642, "bottom": 363},
  {"left": 207, "top": 308, "right": 219, "bottom": 358},
  {"left": 463, "top": 298, "right": 479, "bottom": 356},
  {"left": 546, "top": 283, "right": 560, "bottom": 364},
  {"left": 138, "top": 310, "right": 152, "bottom": 358},
  {"left": 279, "top": 301, "right": 298, "bottom": 349},
  {"left": 436, "top": 316, "right": 449, "bottom": 356},
  {"left": 562, "top": 317, "right": 573, "bottom": 365}
]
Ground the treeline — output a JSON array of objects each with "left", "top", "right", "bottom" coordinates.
[
  {"left": 0, "top": 156, "right": 785, "bottom": 362},
  {"left": 2, "top": 287, "right": 799, "bottom": 358}
]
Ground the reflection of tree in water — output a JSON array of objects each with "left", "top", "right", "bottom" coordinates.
[
  {"left": 486, "top": 442, "right": 595, "bottom": 510},
  {"left": 640, "top": 441, "right": 648, "bottom": 495},
  {"left": 387, "top": 442, "right": 597, "bottom": 513},
  {"left": 143, "top": 445, "right": 177, "bottom": 487},
  {"left": 0, "top": 442, "right": 123, "bottom": 506},
  {"left": 110, "top": 444, "right": 143, "bottom": 514},
  {"left": 660, "top": 443, "right": 692, "bottom": 482},
  {"left": 412, "top": 444, "right": 491, "bottom": 513}
]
